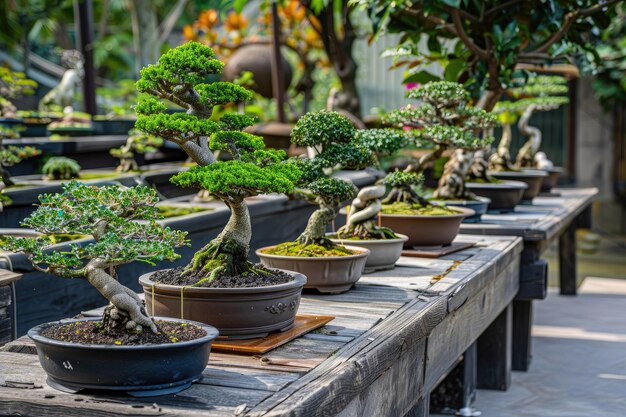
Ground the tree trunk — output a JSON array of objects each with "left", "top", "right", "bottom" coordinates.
[
  {"left": 433, "top": 149, "right": 475, "bottom": 200},
  {"left": 488, "top": 123, "right": 514, "bottom": 171},
  {"left": 515, "top": 105, "right": 541, "bottom": 168},
  {"left": 298, "top": 200, "right": 336, "bottom": 246}
]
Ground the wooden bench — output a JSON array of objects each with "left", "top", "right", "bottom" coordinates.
[
  {"left": 459, "top": 187, "right": 597, "bottom": 371},
  {"left": 0, "top": 235, "right": 522, "bottom": 416},
  {"left": 0, "top": 269, "right": 21, "bottom": 346}
]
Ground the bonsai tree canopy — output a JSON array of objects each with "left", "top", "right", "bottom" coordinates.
[
  {"left": 0, "top": 143, "right": 41, "bottom": 186},
  {"left": 135, "top": 42, "right": 301, "bottom": 284},
  {"left": 0, "top": 67, "right": 37, "bottom": 119},
  {"left": 0, "top": 181, "right": 188, "bottom": 333},
  {"left": 42, "top": 156, "right": 81, "bottom": 180}
]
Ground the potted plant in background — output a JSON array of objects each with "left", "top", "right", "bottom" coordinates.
[
  {"left": 133, "top": 42, "right": 306, "bottom": 339},
  {"left": 47, "top": 106, "right": 94, "bottom": 137},
  {"left": 41, "top": 157, "right": 82, "bottom": 180},
  {"left": 0, "top": 139, "right": 41, "bottom": 187},
  {"left": 257, "top": 110, "right": 372, "bottom": 293},
  {"left": 0, "top": 67, "right": 37, "bottom": 129},
  {"left": 110, "top": 129, "right": 164, "bottom": 173},
  {"left": 0, "top": 181, "right": 217, "bottom": 396}
]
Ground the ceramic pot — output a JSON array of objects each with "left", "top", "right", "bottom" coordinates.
[
  {"left": 488, "top": 170, "right": 548, "bottom": 201},
  {"left": 327, "top": 233, "right": 408, "bottom": 273},
  {"left": 465, "top": 180, "right": 528, "bottom": 212},
  {"left": 430, "top": 197, "right": 491, "bottom": 223},
  {"left": 256, "top": 245, "right": 368, "bottom": 294},
  {"left": 139, "top": 270, "right": 306, "bottom": 339},
  {"left": 540, "top": 167, "right": 564, "bottom": 192}
]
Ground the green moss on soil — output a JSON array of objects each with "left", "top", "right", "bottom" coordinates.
[
  {"left": 261, "top": 241, "right": 356, "bottom": 257},
  {"left": 469, "top": 177, "right": 503, "bottom": 184},
  {"left": 157, "top": 205, "right": 211, "bottom": 218},
  {"left": 381, "top": 202, "right": 460, "bottom": 216},
  {"left": 78, "top": 172, "right": 125, "bottom": 180}
]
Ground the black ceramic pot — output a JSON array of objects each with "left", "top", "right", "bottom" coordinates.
[{"left": 466, "top": 180, "right": 528, "bottom": 212}]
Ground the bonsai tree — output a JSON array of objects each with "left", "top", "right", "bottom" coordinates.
[
  {"left": 0, "top": 181, "right": 188, "bottom": 333},
  {"left": 135, "top": 41, "right": 301, "bottom": 284},
  {"left": 487, "top": 101, "right": 522, "bottom": 172},
  {"left": 0, "top": 143, "right": 41, "bottom": 186},
  {"left": 42, "top": 156, "right": 81, "bottom": 180},
  {"left": 0, "top": 66, "right": 37, "bottom": 119},
  {"left": 110, "top": 130, "right": 163, "bottom": 173},
  {"left": 383, "top": 81, "right": 496, "bottom": 201},
  {"left": 47, "top": 107, "right": 93, "bottom": 132},
  {"left": 267, "top": 110, "right": 374, "bottom": 253},
  {"left": 511, "top": 76, "right": 569, "bottom": 168}
]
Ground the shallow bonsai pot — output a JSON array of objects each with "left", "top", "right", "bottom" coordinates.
[
  {"left": 139, "top": 270, "right": 306, "bottom": 339},
  {"left": 256, "top": 245, "right": 369, "bottom": 294},
  {"left": 28, "top": 316, "right": 218, "bottom": 397},
  {"left": 488, "top": 170, "right": 548, "bottom": 201},
  {"left": 22, "top": 121, "right": 50, "bottom": 137},
  {"left": 378, "top": 207, "right": 474, "bottom": 247},
  {"left": 430, "top": 196, "right": 491, "bottom": 223},
  {"left": 93, "top": 118, "right": 136, "bottom": 135},
  {"left": 327, "top": 233, "right": 408, "bottom": 273},
  {"left": 466, "top": 180, "right": 528, "bottom": 213},
  {"left": 540, "top": 167, "right": 564, "bottom": 192}
]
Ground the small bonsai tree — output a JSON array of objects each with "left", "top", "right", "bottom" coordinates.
[
  {"left": 488, "top": 101, "right": 523, "bottom": 172},
  {"left": 42, "top": 156, "right": 81, "bottom": 180},
  {"left": 269, "top": 110, "right": 374, "bottom": 253},
  {"left": 0, "top": 66, "right": 37, "bottom": 119},
  {"left": 0, "top": 143, "right": 41, "bottom": 186},
  {"left": 0, "top": 181, "right": 188, "bottom": 333},
  {"left": 135, "top": 42, "right": 301, "bottom": 284},
  {"left": 383, "top": 82, "right": 496, "bottom": 201},
  {"left": 110, "top": 130, "right": 163, "bottom": 173}
]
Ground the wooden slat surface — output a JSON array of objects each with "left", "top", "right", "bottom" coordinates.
[
  {"left": 459, "top": 188, "right": 597, "bottom": 241},
  {"left": 0, "top": 235, "right": 522, "bottom": 417},
  {"left": 0, "top": 269, "right": 21, "bottom": 287}
]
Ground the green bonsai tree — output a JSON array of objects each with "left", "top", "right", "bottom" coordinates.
[
  {"left": 383, "top": 82, "right": 496, "bottom": 201},
  {"left": 135, "top": 42, "right": 301, "bottom": 284},
  {"left": 0, "top": 181, "right": 188, "bottom": 333},
  {"left": 266, "top": 110, "right": 374, "bottom": 254},
  {"left": 487, "top": 101, "right": 522, "bottom": 172},
  {"left": 0, "top": 142, "right": 41, "bottom": 186},
  {"left": 0, "top": 66, "right": 37, "bottom": 119},
  {"left": 110, "top": 130, "right": 163, "bottom": 173},
  {"left": 42, "top": 156, "right": 81, "bottom": 180}
]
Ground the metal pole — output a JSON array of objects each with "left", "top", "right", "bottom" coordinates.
[
  {"left": 270, "top": 0, "right": 286, "bottom": 123},
  {"left": 74, "top": 0, "right": 97, "bottom": 115}
]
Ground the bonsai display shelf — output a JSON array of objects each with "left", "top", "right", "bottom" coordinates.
[
  {"left": 213, "top": 314, "right": 335, "bottom": 354},
  {"left": 401, "top": 241, "right": 476, "bottom": 258},
  {"left": 0, "top": 235, "right": 522, "bottom": 416},
  {"left": 0, "top": 269, "right": 21, "bottom": 345},
  {"left": 459, "top": 187, "right": 597, "bottom": 372}
]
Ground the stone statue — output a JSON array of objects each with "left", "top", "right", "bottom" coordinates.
[{"left": 39, "top": 50, "right": 84, "bottom": 112}]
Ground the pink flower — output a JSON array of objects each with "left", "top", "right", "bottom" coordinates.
[{"left": 405, "top": 82, "right": 419, "bottom": 90}]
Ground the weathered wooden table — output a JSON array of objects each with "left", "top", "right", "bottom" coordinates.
[
  {"left": 0, "top": 235, "right": 521, "bottom": 416},
  {"left": 459, "top": 188, "right": 597, "bottom": 371},
  {"left": 0, "top": 269, "right": 21, "bottom": 346}
]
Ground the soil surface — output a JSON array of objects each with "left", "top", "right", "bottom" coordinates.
[
  {"left": 152, "top": 264, "right": 294, "bottom": 288},
  {"left": 261, "top": 242, "right": 357, "bottom": 257},
  {"left": 381, "top": 202, "right": 460, "bottom": 215},
  {"left": 41, "top": 320, "right": 206, "bottom": 345}
]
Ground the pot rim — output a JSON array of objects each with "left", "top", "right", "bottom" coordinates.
[
  {"left": 488, "top": 169, "right": 548, "bottom": 178},
  {"left": 541, "top": 166, "right": 564, "bottom": 174},
  {"left": 378, "top": 206, "right": 475, "bottom": 219},
  {"left": 139, "top": 268, "right": 307, "bottom": 294},
  {"left": 466, "top": 180, "right": 528, "bottom": 190},
  {"left": 429, "top": 196, "right": 491, "bottom": 205},
  {"left": 28, "top": 316, "right": 219, "bottom": 350},
  {"left": 256, "top": 244, "right": 370, "bottom": 260},
  {"left": 326, "top": 233, "right": 409, "bottom": 244}
]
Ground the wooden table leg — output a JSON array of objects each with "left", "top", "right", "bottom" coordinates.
[
  {"left": 460, "top": 342, "right": 478, "bottom": 416},
  {"left": 477, "top": 304, "right": 512, "bottom": 390},
  {"left": 559, "top": 221, "right": 577, "bottom": 295},
  {"left": 512, "top": 299, "right": 533, "bottom": 371}
]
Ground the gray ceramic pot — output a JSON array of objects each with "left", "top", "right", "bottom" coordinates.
[
  {"left": 28, "top": 317, "right": 218, "bottom": 397},
  {"left": 327, "top": 233, "right": 408, "bottom": 273},
  {"left": 465, "top": 180, "right": 528, "bottom": 212},
  {"left": 139, "top": 270, "right": 306, "bottom": 339},
  {"left": 256, "top": 245, "right": 369, "bottom": 294},
  {"left": 379, "top": 207, "right": 474, "bottom": 247},
  {"left": 429, "top": 197, "right": 491, "bottom": 223},
  {"left": 488, "top": 170, "right": 548, "bottom": 201},
  {"left": 540, "top": 167, "right": 564, "bottom": 192}
]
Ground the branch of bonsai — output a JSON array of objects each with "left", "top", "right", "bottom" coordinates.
[{"left": 450, "top": 9, "right": 489, "bottom": 60}]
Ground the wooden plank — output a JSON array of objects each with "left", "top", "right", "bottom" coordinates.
[
  {"left": 0, "top": 269, "right": 21, "bottom": 286},
  {"left": 201, "top": 367, "right": 300, "bottom": 392},
  {"left": 512, "top": 299, "right": 533, "bottom": 371}
]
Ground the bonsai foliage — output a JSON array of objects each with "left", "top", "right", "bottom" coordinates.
[
  {"left": 0, "top": 181, "right": 188, "bottom": 333},
  {"left": 135, "top": 42, "right": 301, "bottom": 283},
  {"left": 383, "top": 81, "right": 496, "bottom": 201},
  {"left": 0, "top": 66, "right": 37, "bottom": 119},
  {"left": 42, "top": 157, "right": 81, "bottom": 180},
  {"left": 110, "top": 130, "right": 163, "bottom": 173},
  {"left": 289, "top": 110, "right": 374, "bottom": 248},
  {"left": 0, "top": 144, "right": 41, "bottom": 186},
  {"left": 381, "top": 171, "right": 427, "bottom": 206}
]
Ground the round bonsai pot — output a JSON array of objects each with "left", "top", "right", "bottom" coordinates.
[
  {"left": 139, "top": 270, "right": 306, "bottom": 339},
  {"left": 93, "top": 118, "right": 136, "bottom": 135},
  {"left": 488, "top": 170, "right": 548, "bottom": 201},
  {"left": 378, "top": 207, "right": 474, "bottom": 247},
  {"left": 327, "top": 233, "right": 408, "bottom": 273},
  {"left": 28, "top": 317, "right": 218, "bottom": 397},
  {"left": 430, "top": 197, "right": 491, "bottom": 223},
  {"left": 256, "top": 245, "right": 369, "bottom": 294},
  {"left": 466, "top": 180, "right": 528, "bottom": 212},
  {"left": 540, "top": 167, "right": 564, "bottom": 192}
]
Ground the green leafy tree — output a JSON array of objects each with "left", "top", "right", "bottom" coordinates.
[
  {"left": 110, "top": 130, "right": 163, "bottom": 173},
  {"left": 288, "top": 110, "right": 374, "bottom": 247},
  {"left": 135, "top": 42, "right": 301, "bottom": 283},
  {"left": 0, "top": 67, "right": 38, "bottom": 119},
  {"left": 0, "top": 181, "right": 188, "bottom": 333},
  {"left": 383, "top": 81, "right": 496, "bottom": 200},
  {"left": 42, "top": 156, "right": 81, "bottom": 180},
  {"left": 0, "top": 143, "right": 41, "bottom": 186}
]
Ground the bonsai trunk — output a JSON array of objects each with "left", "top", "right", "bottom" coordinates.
[
  {"left": 0, "top": 166, "right": 14, "bottom": 187},
  {"left": 516, "top": 105, "right": 540, "bottom": 168},
  {"left": 116, "top": 156, "right": 138, "bottom": 173},
  {"left": 297, "top": 199, "right": 337, "bottom": 247},
  {"left": 337, "top": 185, "right": 393, "bottom": 239},
  {"left": 433, "top": 149, "right": 475, "bottom": 200},
  {"left": 184, "top": 200, "right": 252, "bottom": 281},
  {"left": 489, "top": 123, "right": 514, "bottom": 171},
  {"left": 405, "top": 145, "right": 444, "bottom": 175},
  {"left": 382, "top": 185, "right": 430, "bottom": 207},
  {"left": 85, "top": 258, "right": 157, "bottom": 333}
]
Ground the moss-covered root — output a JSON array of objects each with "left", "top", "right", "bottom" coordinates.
[
  {"left": 182, "top": 237, "right": 253, "bottom": 285},
  {"left": 337, "top": 221, "right": 397, "bottom": 240},
  {"left": 382, "top": 186, "right": 430, "bottom": 207},
  {"left": 297, "top": 204, "right": 337, "bottom": 248}
]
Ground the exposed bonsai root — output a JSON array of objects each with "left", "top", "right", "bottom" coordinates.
[
  {"left": 337, "top": 221, "right": 396, "bottom": 240},
  {"left": 296, "top": 234, "right": 335, "bottom": 249},
  {"left": 382, "top": 187, "right": 430, "bottom": 207},
  {"left": 182, "top": 237, "right": 254, "bottom": 284}
]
